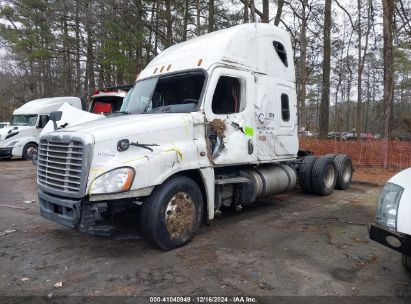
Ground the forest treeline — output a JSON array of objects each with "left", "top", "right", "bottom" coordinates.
[{"left": 0, "top": 0, "right": 410, "bottom": 141}]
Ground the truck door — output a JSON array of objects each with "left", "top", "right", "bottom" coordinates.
[
  {"left": 274, "top": 83, "right": 298, "bottom": 156},
  {"left": 203, "top": 67, "right": 256, "bottom": 165}
]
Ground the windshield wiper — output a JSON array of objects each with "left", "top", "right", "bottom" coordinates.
[{"left": 130, "top": 141, "right": 159, "bottom": 152}]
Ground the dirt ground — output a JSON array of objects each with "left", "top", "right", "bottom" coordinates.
[
  {"left": 1, "top": 160, "right": 411, "bottom": 299},
  {"left": 353, "top": 166, "right": 400, "bottom": 186}
]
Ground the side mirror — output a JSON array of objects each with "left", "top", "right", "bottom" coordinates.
[{"left": 49, "top": 111, "right": 62, "bottom": 130}]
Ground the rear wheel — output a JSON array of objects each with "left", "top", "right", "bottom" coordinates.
[
  {"left": 140, "top": 176, "right": 203, "bottom": 251},
  {"left": 299, "top": 155, "right": 317, "bottom": 194},
  {"left": 334, "top": 154, "right": 353, "bottom": 190},
  {"left": 402, "top": 255, "right": 411, "bottom": 272},
  {"left": 23, "top": 142, "right": 37, "bottom": 160},
  {"left": 311, "top": 157, "right": 337, "bottom": 196}
]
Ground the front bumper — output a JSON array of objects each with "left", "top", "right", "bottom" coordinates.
[
  {"left": 369, "top": 224, "right": 411, "bottom": 256},
  {"left": 0, "top": 147, "right": 12, "bottom": 159},
  {"left": 39, "top": 190, "right": 82, "bottom": 228},
  {"left": 39, "top": 190, "right": 114, "bottom": 236}
]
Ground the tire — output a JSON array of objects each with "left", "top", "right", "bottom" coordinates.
[
  {"left": 140, "top": 176, "right": 204, "bottom": 251},
  {"left": 334, "top": 154, "right": 353, "bottom": 190},
  {"left": 402, "top": 255, "right": 411, "bottom": 272},
  {"left": 311, "top": 156, "right": 337, "bottom": 196},
  {"left": 324, "top": 154, "right": 337, "bottom": 159},
  {"left": 22, "top": 142, "right": 38, "bottom": 160},
  {"left": 299, "top": 155, "right": 317, "bottom": 194}
]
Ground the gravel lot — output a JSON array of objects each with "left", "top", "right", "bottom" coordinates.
[{"left": 0, "top": 160, "right": 410, "bottom": 298}]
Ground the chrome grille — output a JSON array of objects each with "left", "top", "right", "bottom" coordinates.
[{"left": 37, "top": 139, "right": 84, "bottom": 194}]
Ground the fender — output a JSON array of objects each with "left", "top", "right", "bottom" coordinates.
[{"left": 11, "top": 136, "right": 38, "bottom": 158}]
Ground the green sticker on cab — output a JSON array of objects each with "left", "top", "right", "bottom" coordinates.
[{"left": 244, "top": 126, "right": 254, "bottom": 137}]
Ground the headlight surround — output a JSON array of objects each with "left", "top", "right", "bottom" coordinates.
[
  {"left": 375, "top": 182, "right": 404, "bottom": 229},
  {"left": 90, "top": 167, "right": 135, "bottom": 195}
]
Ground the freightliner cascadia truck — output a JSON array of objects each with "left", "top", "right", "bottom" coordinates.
[{"left": 35, "top": 24, "right": 353, "bottom": 250}]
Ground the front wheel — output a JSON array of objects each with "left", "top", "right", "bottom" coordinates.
[
  {"left": 402, "top": 254, "right": 411, "bottom": 272},
  {"left": 140, "top": 176, "right": 204, "bottom": 251},
  {"left": 23, "top": 142, "right": 38, "bottom": 160}
]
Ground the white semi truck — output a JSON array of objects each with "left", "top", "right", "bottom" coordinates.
[
  {"left": 0, "top": 97, "right": 81, "bottom": 160},
  {"left": 36, "top": 24, "right": 353, "bottom": 250},
  {"left": 369, "top": 168, "right": 411, "bottom": 272}
]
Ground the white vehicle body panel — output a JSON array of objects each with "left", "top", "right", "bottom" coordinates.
[
  {"left": 139, "top": 24, "right": 294, "bottom": 82},
  {"left": 41, "top": 103, "right": 104, "bottom": 136},
  {"left": 387, "top": 168, "right": 411, "bottom": 235},
  {"left": 14, "top": 97, "right": 81, "bottom": 115}
]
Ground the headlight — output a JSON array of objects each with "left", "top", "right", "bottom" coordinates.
[
  {"left": 375, "top": 182, "right": 404, "bottom": 229},
  {"left": 90, "top": 167, "right": 135, "bottom": 194}
]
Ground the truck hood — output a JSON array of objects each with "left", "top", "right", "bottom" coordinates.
[
  {"left": 62, "top": 113, "right": 193, "bottom": 142},
  {"left": 0, "top": 126, "right": 32, "bottom": 142},
  {"left": 388, "top": 168, "right": 411, "bottom": 188},
  {"left": 40, "top": 103, "right": 104, "bottom": 136}
]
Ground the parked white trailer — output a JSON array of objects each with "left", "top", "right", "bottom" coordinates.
[
  {"left": 0, "top": 97, "right": 81, "bottom": 160},
  {"left": 36, "top": 24, "right": 353, "bottom": 250},
  {"left": 370, "top": 168, "right": 411, "bottom": 272}
]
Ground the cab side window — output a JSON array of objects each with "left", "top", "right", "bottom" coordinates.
[
  {"left": 273, "top": 41, "right": 288, "bottom": 67},
  {"left": 212, "top": 76, "right": 243, "bottom": 114},
  {"left": 281, "top": 94, "right": 290, "bottom": 122},
  {"left": 38, "top": 115, "right": 49, "bottom": 128}
]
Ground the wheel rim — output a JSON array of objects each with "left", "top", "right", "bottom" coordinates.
[
  {"left": 342, "top": 163, "right": 352, "bottom": 183},
  {"left": 324, "top": 165, "right": 335, "bottom": 189},
  {"left": 165, "top": 192, "right": 195, "bottom": 240}
]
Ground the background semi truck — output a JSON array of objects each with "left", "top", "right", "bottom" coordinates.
[
  {"left": 0, "top": 97, "right": 81, "bottom": 160},
  {"left": 0, "top": 122, "right": 10, "bottom": 129},
  {"left": 36, "top": 24, "right": 353, "bottom": 250},
  {"left": 89, "top": 84, "right": 133, "bottom": 115}
]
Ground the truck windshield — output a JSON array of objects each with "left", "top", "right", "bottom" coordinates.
[
  {"left": 121, "top": 71, "right": 205, "bottom": 114},
  {"left": 11, "top": 115, "right": 38, "bottom": 126}
]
